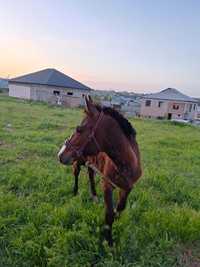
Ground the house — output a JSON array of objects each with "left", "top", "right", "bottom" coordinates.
[
  {"left": 140, "top": 88, "right": 198, "bottom": 120},
  {"left": 9, "top": 68, "right": 91, "bottom": 107}
]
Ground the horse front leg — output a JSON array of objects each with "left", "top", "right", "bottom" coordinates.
[
  {"left": 115, "top": 188, "right": 131, "bottom": 217},
  {"left": 102, "top": 182, "right": 114, "bottom": 246},
  {"left": 72, "top": 161, "right": 81, "bottom": 196},
  {"left": 88, "top": 167, "right": 98, "bottom": 202}
]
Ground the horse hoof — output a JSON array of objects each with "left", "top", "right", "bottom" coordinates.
[
  {"left": 114, "top": 208, "right": 120, "bottom": 219},
  {"left": 73, "top": 190, "right": 78, "bottom": 196},
  {"left": 103, "top": 225, "right": 113, "bottom": 247},
  {"left": 92, "top": 195, "right": 98, "bottom": 203},
  {"left": 108, "top": 239, "right": 113, "bottom": 247}
]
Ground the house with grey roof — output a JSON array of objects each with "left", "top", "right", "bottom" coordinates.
[
  {"left": 140, "top": 88, "right": 198, "bottom": 120},
  {"left": 9, "top": 68, "right": 90, "bottom": 107}
]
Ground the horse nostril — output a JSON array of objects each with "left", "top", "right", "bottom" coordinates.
[
  {"left": 58, "top": 157, "right": 61, "bottom": 163},
  {"left": 58, "top": 153, "right": 62, "bottom": 163}
]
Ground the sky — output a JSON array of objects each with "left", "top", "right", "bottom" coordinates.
[{"left": 0, "top": 0, "right": 200, "bottom": 96}]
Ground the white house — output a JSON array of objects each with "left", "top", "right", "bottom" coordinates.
[{"left": 140, "top": 88, "right": 198, "bottom": 120}]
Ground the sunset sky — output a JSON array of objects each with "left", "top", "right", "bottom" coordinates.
[{"left": 0, "top": 0, "right": 200, "bottom": 96}]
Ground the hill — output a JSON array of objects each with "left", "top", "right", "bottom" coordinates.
[{"left": 0, "top": 95, "right": 200, "bottom": 267}]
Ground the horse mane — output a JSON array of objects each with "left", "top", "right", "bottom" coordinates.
[{"left": 94, "top": 104, "right": 136, "bottom": 140}]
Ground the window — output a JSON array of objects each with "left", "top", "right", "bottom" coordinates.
[
  {"left": 193, "top": 104, "right": 196, "bottom": 111},
  {"left": 145, "top": 100, "right": 151, "bottom": 107},
  {"left": 53, "top": 90, "right": 60, "bottom": 96},
  {"left": 158, "top": 101, "right": 163, "bottom": 108},
  {"left": 189, "top": 104, "right": 193, "bottom": 112},
  {"left": 173, "top": 104, "right": 179, "bottom": 110},
  {"left": 67, "top": 92, "right": 73, "bottom": 96}
]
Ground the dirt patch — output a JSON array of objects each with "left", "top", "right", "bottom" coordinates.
[
  {"left": 0, "top": 140, "right": 16, "bottom": 149},
  {"left": 178, "top": 243, "right": 200, "bottom": 267}
]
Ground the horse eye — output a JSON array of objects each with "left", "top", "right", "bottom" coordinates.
[{"left": 76, "top": 126, "right": 83, "bottom": 133}]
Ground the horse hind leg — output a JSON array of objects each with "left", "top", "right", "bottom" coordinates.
[
  {"left": 72, "top": 161, "right": 81, "bottom": 196},
  {"left": 88, "top": 167, "right": 98, "bottom": 202}
]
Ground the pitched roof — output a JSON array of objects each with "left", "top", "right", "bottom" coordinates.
[
  {"left": 10, "top": 68, "right": 90, "bottom": 90},
  {"left": 144, "top": 88, "right": 197, "bottom": 103}
]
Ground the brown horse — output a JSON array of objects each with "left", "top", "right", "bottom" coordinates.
[
  {"left": 58, "top": 96, "right": 142, "bottom": 246},
  {"left": 72, "top": 160, "right": 98, "bottom": 202}
]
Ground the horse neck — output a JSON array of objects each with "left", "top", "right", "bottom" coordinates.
[{"left": 102, "top": 123, "right": 138, "bottom": 177}]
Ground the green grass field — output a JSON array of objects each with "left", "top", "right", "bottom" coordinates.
[{"left": 0, "top": 95, "right": 200, "bottom": 267}]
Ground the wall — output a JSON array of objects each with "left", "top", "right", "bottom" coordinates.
[
  {"left": 168, "top": 102, "right": 185, "bottom": 119},
  {"left": 30, "top": 84, "right": 88, "bottom": 107},
  {"left": 8, "top": 83, "right": 89, "bottom": 107},
  {"left": 9, "top": 83, "right": 31, "bottom": 99},
  {"left": 140, "top": 99, "right": 168, "bottom": 118}
]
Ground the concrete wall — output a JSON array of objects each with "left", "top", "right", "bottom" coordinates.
[
  {"left": 9, "top": 83, "right": 89, "bottom": 107},
  {"left": 29, "top": 84, "right": 87, "bottom": 107},
  {"left": 9, "top": 83, "right": 31, "bottom": 99},
  {"left": 140, "top": 99, "right": 169, "bottom": 118}
]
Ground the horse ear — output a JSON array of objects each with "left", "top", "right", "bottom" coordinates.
[
  {"left": 88, "top": 95, "right": 93, "bottom": 103},
  {"left": 84, "top": 95, "right": 98, "bottom": 116},
  {"left": 85, "top": 95, "right": 90, "bottom": 111}
]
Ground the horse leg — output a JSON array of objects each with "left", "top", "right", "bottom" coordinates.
[
  {"left": 88, "top": 167, "right": 98, "bottom": 202},
  {"left": 115, "top": 188, "right": 131, "bottom": 217},
  {"left": 72, "top": 161, "right": 81, "bottom": 196},
  {"left": 102, "top": 182, "right": 115, "bottom": 246}
]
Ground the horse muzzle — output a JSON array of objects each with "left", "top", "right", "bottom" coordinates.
[
  {"left": 58, "top": 144, "right": 74, "bottom": 165},
  {"left": 58, "top": 154, "right": 73, "bottom": 165}
]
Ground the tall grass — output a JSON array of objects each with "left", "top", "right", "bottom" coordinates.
[{"left": 0, "top": 95, "right": 200, "bottom": 266}]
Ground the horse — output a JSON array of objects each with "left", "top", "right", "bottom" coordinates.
[
  {"left": 58, "top": 96, "right": 142, "bottom": 246},
  {"left": 72, "top": 160, "right": 98, "bottom": 202}
]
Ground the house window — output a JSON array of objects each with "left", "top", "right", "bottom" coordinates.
[
  {"left": 145, "top": 100, "right": 151, "bottom": 107},
  {"left": 193, "top": 104, "right": 196, "bottom": 111},
  {"left": 67, "top": 92, "right": 73, "bottom": 96},
  {"left": 173, "top": 104, "right": 179, "bottom": 110},
  {"left": 189, "top": 104, "right": 193, "bottom": 112},
  {"left": 158, "top": 101, "right": 163, "bottom": 108},
  {"left": 53, "top": 90, "right": 60, "bottom": 96}
]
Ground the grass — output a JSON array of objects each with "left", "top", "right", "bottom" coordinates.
[{"left": 0, "top": 95, "right": 200, "bottom": 267}]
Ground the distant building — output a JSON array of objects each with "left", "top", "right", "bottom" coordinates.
[
  {"left": 121, "top": 99, "right": 141, "bottom": 117},
  {"left": 9, "top": 68, "right": 90, "bottom": 107},
  {"left": 0, "top": 78, "right": 8, "bottom": 91},
  {"left": 140, "top": 88, "right": 198, "bottom": 120}
]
